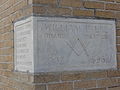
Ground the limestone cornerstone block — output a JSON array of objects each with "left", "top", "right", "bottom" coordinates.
[{"left": 14, "top": 16, "right": 117, "bottom": 73}]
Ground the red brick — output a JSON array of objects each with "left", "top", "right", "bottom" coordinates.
[
  {"left": 33, "top": 0, "right": 56, "bottom": 5},
  {"left": 84, "top": 1, "right": 104, "bottom": 9},
  {"left": 47, "top": 7, "right": 72, "bottom": 16},
  {"left": 34, "top": 73, "right": 60, "bottom": 83},
  {"left": 61, "top": 72, "right": 86, "bottom": 81},
  {"left": 87, "top": 88, "right": 106, "bottom": 90},
  {"left": 48, "top": 82, "right": 73, "bottom": 90},
  {"left": 97, "top": 78, "right": 119, "bottom": 87},
  {"left": 74, "top": 80, "right": 96, "bottom": 89},
  {"left": 60, "top": 0, "right": 83, "bottom": 8},
  {"left": 108, "top": 86, "right": 120, "bottom": 90},
  {"left": 107, "top": 70, "right": 120, "bottom": 77},
  {"left": 95, "top": 10, "right": 115, "bottom": 18},
  {"left": 106, "top": 3, "right": 120, "bottom": 11},
  {"left": 73, "top": 9, "right": 94, "bottom": 17}
]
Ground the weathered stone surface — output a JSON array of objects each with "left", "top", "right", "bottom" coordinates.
[{"left": 14, "top": 16, "right": 116, "bottom": 73}]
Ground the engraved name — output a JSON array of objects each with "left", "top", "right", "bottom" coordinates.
[{"left": 40, "top": 23, "right": 109, "bottom": 40}]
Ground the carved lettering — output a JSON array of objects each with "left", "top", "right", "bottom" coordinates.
[
  {"left": 14, "top": 17, "right": 116, "bottom": 72},
  {"left": 15, "top": 21, "right": 33, "bottom": 71}
]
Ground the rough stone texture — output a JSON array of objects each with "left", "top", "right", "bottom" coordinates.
[
  {"left": 0, "top": 0, "right": 120, "bottom": 90},
  {"left": 14, "top": 17, "right": 116, "bottom": 73}
]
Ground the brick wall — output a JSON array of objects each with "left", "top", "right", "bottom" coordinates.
[
  {"left": 0, "top": 0, "right": 120, "bottom": 90},
  {"left": 0, "top": 0, "right": 34, "bottom": 90}
]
